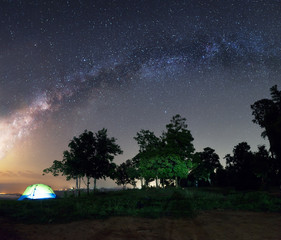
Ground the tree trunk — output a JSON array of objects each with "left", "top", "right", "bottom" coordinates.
[
  {"left": 145, "top": 179, "right": 149, "bottom": 187},
  {"left": 87, "top": 177, "right": 90, "bottom": 195},
  {"left": 155, "top": 177, "right": 159, "bottom": 188},
  {"left": 75, "top": 177, "right": 81, "bottom": 197},
  {"left": 78, "top": 177, "right": 81, "bottom": 196},
  {"left": 175, "top": 177, "right": 179, "bottom": 188},
  {"left": 94, "top": 178, "right": 97, "bottom": 191},
  {"left": 76, "top": 177, "right": 81, "bottom": 197},
  {"left": 161, "top": 178, "right": 165, "bottom": 188},
  {"left": 75, "top": 178, "right": 79, "bottom": 197}
]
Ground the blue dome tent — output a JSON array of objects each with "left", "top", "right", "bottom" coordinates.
[{"left": 18, "top": 183, "right": 56, "bottom": 200}]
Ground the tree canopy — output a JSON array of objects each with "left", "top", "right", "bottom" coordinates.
[
  {"left": 43, "top": 129, "right": 122, "bottom": 194},
  {"left": 134, "top": 114, "right": 195, "bottom": 187},
  {"left": 251, "top": 85, "right": 281, "bottom": 172},
  {"left": 191, "top": 147, "right": 222, "bottom": 185}
]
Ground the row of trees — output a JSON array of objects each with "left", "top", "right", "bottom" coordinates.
[
  {"left": 43, "top": 114, "right": 197, "bottom": 193},
  {"left": 43, "top": 85, "right": 281, "bottom": 192},
  {"left": 222, "top": 143, "right": 279, "bottom": 189},
  {"left": 114, "top": 85, "right": 281, "bottom": 189}
]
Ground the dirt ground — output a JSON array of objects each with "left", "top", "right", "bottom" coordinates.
[{"left": 1, "top": 211, "right": 281, "bottom": 240}]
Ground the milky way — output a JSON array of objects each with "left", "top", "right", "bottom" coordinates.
[{"left": 1, "top": 0, "right": 281, "bottom": 190}]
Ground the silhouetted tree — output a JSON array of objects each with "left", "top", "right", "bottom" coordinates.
[
  {"left": 114, "top": 159, "right": 138, "bottom": 188},
  {"left": 125, "top": 159, "right": 139, "bottom": 188},
  {"left": 253, "top": 145, "right": 277, "bottom": 188},
  {"left": 191, "top": 147, "right": 222, "bottom": 186},
  {"left": 67, "top": 130, "right": 95, "bottom": 194},
  {"left": 251, "top": 85, "right": 281, "bottom": 179},
  {"left": 43, "top": 129, "right": 122, "bottom": 195},
  {"left": 225, "top": 142, "right": 259, "bottom": 189},
  {"left": 43, "top": 151, "right": 84, "bottom": 196},
  {"left": 134, "top": 129, "right": 160, "bottom": 153},
  {"left": 215, "top": 167, "right": 228, "bottom": 188},
  {"left": 91, "top": 129, "right": 122, "bottom": 190},
  {"left": 114, "top": 162, "right": 129, "bottom": 188}
]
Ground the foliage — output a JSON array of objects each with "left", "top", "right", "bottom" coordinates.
[
  {"left": 138, "top": 154, "right": 192, "bottom": 183},
  {"left": 114, "top": 162, "right": 128, "bottom": 187},
  {"left": 191, "top": 147, "right": 222, "bottom": 185},
  {"left": 251, "top": 85, "right": 281, "bottom": 177},
  {"left": 114, "top": 160, "right": 137, "bottom": 188},
  {"left": 224, "top": 142, "right": 260, "bottom": 189},
  {"left": 253, "top": 145, "right": 277, "bottom": 188},
  {"left": 222, "top": 141, "right": 278, "bottom": 189},
  {"left": 134, "top": 129, "right": 161, "bottom": 153},
  {"left": 134, "top": 114, "right": 196, "bottom": 187},
  {"left": 125, "top": 159, "right": 139, "bottom": 188},
  {"left": 43, "top": 129, "right": 122, "bottom": 193},
  {"left": 162, "top": 114, "right": 195, "bottom": 159}
]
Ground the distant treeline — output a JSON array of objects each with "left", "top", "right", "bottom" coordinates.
[{"left": 43, "top": 85, "right": 281, "bottom": 193}]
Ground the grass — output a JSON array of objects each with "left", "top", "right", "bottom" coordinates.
[{"left": 0, "top": 188, "right": 280, "bottom": 224}]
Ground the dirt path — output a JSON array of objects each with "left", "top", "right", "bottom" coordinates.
[{"left": 1, "top": 211, "right": 281, "bottom": 240}]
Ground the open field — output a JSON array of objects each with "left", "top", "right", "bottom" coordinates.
[
  {"left": 0, "top": 188, "right": 281, "bottom": 223},
  {"left": 0, "top": 188, "right": 280, "bottom": 239},
  {"left": 1, "top": 211, "right": 281, "bottom": 240}
]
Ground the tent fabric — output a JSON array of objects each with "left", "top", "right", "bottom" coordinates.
[{"left": 18, "top": 183, "right": 56, "bottom": 200}]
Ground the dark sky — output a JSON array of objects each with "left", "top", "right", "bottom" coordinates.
[{"left": 1, "top": 0, "right": 281, "bottom": 193}]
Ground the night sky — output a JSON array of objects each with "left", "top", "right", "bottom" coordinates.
[{"left": 1, "top": 0, "right": 281, "bottom": 193}]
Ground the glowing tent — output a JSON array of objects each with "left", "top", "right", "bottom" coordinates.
[{"left": 18, "top": 183, "right": 56, "bottom": 200}]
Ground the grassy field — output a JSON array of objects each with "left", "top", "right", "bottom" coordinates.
[{"left": 0, "top": 188, "right": 280, "bottom": 224}]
